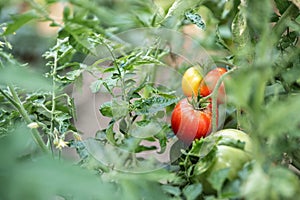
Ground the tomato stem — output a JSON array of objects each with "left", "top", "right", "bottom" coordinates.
[
  {"left": 211, "top": 67, "right": 237, "bottom": 133},
  {"left": 7, "top": 85, "right": 49, "bottom": 153}
]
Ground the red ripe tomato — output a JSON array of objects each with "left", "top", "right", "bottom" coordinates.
[
  {"left": 171, "top": 98, "right": 212, "bottom": 144},
  {"left": 200, "top": 68, "right": 227, "bottom": 103}
]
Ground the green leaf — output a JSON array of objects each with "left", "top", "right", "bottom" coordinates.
[
  {"left": 184, "top": 12, "right": 205, "bottom": 30},
  {"left": 99, "top": 101, "right": 113, "bottom": 117},
  {"left": 106, "top": 123, "right": 116, "bottom": 145},
  {"left": 57, "top": 68, "right": 84, "bottom": 83},
  {"left": 232, "top": 9, "right": 249, "bottom": 48},
  {"left": 183, "top": 183, "right": 203, "bottom": 200},
  {"left": 169, "top": 139, "right": 190, "bottom": 162},
  {"left": 192, "top": 151, "right": 217, "bottom": 175},
  {"left": 3, "top": 11, "right": 38, "bottom": 35},
  {"left": 241, "top": 165, "right": 271, "bottom": 200},
  {"left": 282, "top": 64, "right": 300, "bottom": 84},
  {"left": 216, "top": 25, "right": 231, "bottom": 51},
  {"left": 231, "top": 8, "right": 252, "bottom": 64},
  {"left": 221, "top": 0, "right": 234, "bottom": 19},
  {"left": 207, "top": 168, "right": 230, "bottom": 192},
  {"left": 135, "top": 145, "right": 157, "bottom": 153},
  {"left": 90, "top": 79, "right": 103, "bottom": 93},
  {"left": 274, "top": 0, "right": 291, "bottom": 14},
  {"left": 189, "top": 137, "right": 219, "bottom": 158},
  {"left": 217, "top": 137, "right": 246, "bottom": 151},
  {"left": 269, "top": 167, "right": 300, "bottom": 199},
  {"left": 133, "top": 96, "right": 179, "bottom": 115},
  {"left": 154, "top": 124, "right": 171, "bottom": 154},
  {"left": 185, "top": 138, "right": 219, "bottom": 175},
  {"left": 161, "top": 0, "right": 206, "bottom": 28},
  {"left": 161, "top": 185, "right": 181, "bottom": 197},
  {"left": 111, "top": 99, "right": 129, "bottom": 120},
  {"left": 0, "top": 65, "right": 52, "bottom": 91},
  {"left": 259, "top": 95, "right": 300, "bottom": 137},
  {"left": 225, "top": 69, "right": 264, "bottom": 109},
  {"left": 0, "top": 124, "right": 119, "bottom": 199},
  {"left": 129, "top": 119, "right": 165, "bottom": 139}
]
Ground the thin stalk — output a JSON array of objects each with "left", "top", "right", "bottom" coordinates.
[
  {"left": 272, "top": 4, "right": 299, "bottom": 38},
  {"left": 236, "top": 106, "right": 242, "bottom": 130},
  {"left": 48, "top": 52, "right": 60, "bottom": 156},
  {"left": 0, "top": 87, "right": 19, "bottom": 108},
  {"left": 7, "top": 85, "right": 48, "bottom": 153},
  {"left": 102, "top": 41, "right": 126, "bottom": 100},
  {"left": 211, "top": 67, "right": 237, "bottom": 133}
]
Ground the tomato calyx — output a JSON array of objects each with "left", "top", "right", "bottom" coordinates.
[{"left": 186, "top": 94, "right": 211, "bottom": 111}]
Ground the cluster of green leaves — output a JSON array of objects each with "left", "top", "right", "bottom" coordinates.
[
  {"left": 0, "top": 123, "right": 179, "bottom": 200},
  {"left": 155, "top": 0, "right": 300, "bottom": 199},
  {"left": 210, "top": 1, "right": 300, "bottom": 200},
  {"left": 77, "top": 42, "right": 180, "bottom": 174}
]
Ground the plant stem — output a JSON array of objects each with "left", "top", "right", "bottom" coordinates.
[
  {"left": 7, "top": 85, "right": 49, "bottom": 153},
  {"left": 211, "top": 67, "right": 237, "bottom": 133},
  {"left": 236, "top": 106, "right": 242, "bottom": 129},
  {"left": 273, "top": 4, "right": 299, "bottom": 37},
  {"left": 49, "top": 51, "right": 58, "bottom": 156},
  {"left": 102, "top": 41, "right": 126, "bottom": 100}
]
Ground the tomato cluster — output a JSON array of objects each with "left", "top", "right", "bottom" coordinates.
[
  {"left": 172, "top": 66, "right": 254, "bottom": 194},
  {"left": 171, "top": 67, "right": 227, "bottom": 143}
]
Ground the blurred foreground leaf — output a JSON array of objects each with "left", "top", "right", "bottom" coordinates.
[
  {"left": 2, "top": 10, "right": 39, "bottom": 35},
  {"left": 0, "top": 124, "right": 118, "bottom": 200},
  {"left": 0, "top": 65, "right": 52, "bottom": 91}
]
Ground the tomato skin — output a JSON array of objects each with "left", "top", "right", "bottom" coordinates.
[
  {"left": 182, "top": 67, "right": 203, "bottom": 97},
  {"left": 200, "top": 68, "right": 227, "bottom": 103},
  {"left": 171, "top": 98, "right": 212, "bottom": 144}
]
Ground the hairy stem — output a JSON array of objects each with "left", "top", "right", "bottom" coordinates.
[
  {"left": 49, "top": 51, "right": 58, "bottom": 156},
  {"left": 7, "top": 86, "right": 48, "bottom": 153}
]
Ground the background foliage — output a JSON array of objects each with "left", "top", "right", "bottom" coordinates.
[{"left": 0, "top": 0, "right": 299, "bottom": 199}]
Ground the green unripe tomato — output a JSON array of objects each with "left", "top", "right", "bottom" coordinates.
[{"left": 193, "top": 129, "right": 253, "bottom": 193}]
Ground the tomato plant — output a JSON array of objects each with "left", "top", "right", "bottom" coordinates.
[
  {"left": 171, "top": 98, "right": 212, "bottom": 144},
  {"left": 181, "top": 66, "right": 203, "bottom": 97}
]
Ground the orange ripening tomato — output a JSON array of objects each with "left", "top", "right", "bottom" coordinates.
[
  {"left": 200, "top": 68, "right": 227, "bottom": 103},
  {"left": 182, "top": 67, "right": 203, "bottom": 97}
]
